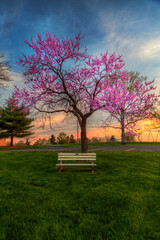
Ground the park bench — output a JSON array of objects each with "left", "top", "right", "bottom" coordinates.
[{"left": 56, "top": 153, "right": 96, "bottom": 173}]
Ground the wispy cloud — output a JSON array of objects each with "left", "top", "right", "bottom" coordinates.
[
  {"left": 0, "top": 71, "right": 24, "bottom": 105},
  {"left": 133, "top": 38, "right": 160, "bottom": 60},
  {"left": 0, "top": 0, "right": 26, "bottom": 37},
  {"left": 95, "top": 4, "right": 160, "bottom": 80}
]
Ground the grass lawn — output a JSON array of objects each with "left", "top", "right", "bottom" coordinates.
[
  {"left": 0, "top": 141, "right": 160, "bottom": 150},
  {"left": 0, "top": 151, "right": 160, "bottom": 240}
]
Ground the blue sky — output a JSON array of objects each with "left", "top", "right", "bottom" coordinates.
[
  {"left": 1, "top": 0, "right": 160, "bottom": 94},
  {"left": 0, "top": 0, "right": 160, "bottom": 140}
]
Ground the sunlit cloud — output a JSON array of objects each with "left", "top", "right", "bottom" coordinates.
[
  {"left": 135, "top": 38, "right": 160, "bottom": 60},
  {"left": 0, "top": 71, "right": 24, "bottom": 105},
  {"left": 95, "top": 5, "right": 160, "bottom": 82}
]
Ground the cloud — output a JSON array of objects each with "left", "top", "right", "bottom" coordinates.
[
  {"left": 0, "top": 13, "right": 17, "bottom": 37},
  {"left": 11, "top": 71, "right": 24, "bottom": 82},
  {"left": 96, "top": 1, "right": 160, "bottom": 58},
  {"left": 133, "top": 38, "right": 160, "bottom": 60},
  {"left": 93, "top": 3, "right": 160, "bottom": 82},
  {"left": 0, "top": 71, "right": 24, "bottom": 105},
  {"left": 0, "top": 0, "right": 26, "bottom": 37}
]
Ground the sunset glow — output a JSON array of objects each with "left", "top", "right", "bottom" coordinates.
[{"left": 0, "top": 0, "right": 160, "bottom": 144}]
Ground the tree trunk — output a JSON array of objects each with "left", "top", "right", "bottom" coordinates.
[
  {"left": 10, "top": 132, "right": 14, "bottom": 146},
  {"left": 121, "top": 109, "right": 126, "bottom": 145},
  {"left": 129, "top": 132, "right": 131, "bottom": 142},
  {"left": 81, "top": 118, "right": 88, "bottom": 153},
  {"left": 121, "top": 123, "right": 125, "bottom": 145}
]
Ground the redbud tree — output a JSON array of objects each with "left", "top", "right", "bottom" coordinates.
[
  {"left": 94, "top": 71, "right": 158, "bottom": 144},
  {"left": 14, "top": 33, "right": 125, "bottom": 152}
]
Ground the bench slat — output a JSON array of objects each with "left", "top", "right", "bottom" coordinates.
[
  {"left": 58, "top": 155, "right": 95, "bottom": 157},
  {"left": 57, "top": 152, "right": 96, "bottom": 173},
  {"left": 58, "top": 155, "right": 96, "bottom": 157},
  {"left": 58, "top": 156, "right": 96, "bottom": 160},
  {"left": 56, "top": 164, "right": 96, "bottom": 166},
  {"left": 59, "top": 153, "right": 96, "bottom": 155},
  {"left": 58, "top": 159, "right": 96, "bottom": 161},
  {"left": 59, "top": 156, "right": 95, "bottom": 158},
  {"left": 58, "top": 157, "right": 96, "bottom": 159},
  {"left": 58, "top": 156, "right": 96, "bottom": 159}
]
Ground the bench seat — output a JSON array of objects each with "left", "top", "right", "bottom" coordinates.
[
  {"left": 57, "top": 153, "right": 96, "bottom": 173},
  {"left": 57, "top": 163, "right": 96, "bottom": 166}
]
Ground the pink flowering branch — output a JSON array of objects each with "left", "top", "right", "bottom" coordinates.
[
  {"left": 13, "top": 33, "right": 126, "bottom": 151},
  {"left": 94, "top": 71, "right": 159, "bottom": 144},
  {"left": 6, "top": 95, "right": 30, "bottom": 115}
]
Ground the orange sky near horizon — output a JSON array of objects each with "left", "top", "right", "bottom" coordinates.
[
  {"left": 11, "top": 117, "right": 160, "bottom": 145},
  {"left": 1, "top": 113, "right": 160, "bottom": 146}
]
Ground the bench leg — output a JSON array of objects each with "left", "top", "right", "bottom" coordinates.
[
  {"left": 92, "top": 166, "right": 94, "bottom": 173},
  {"left": 59, "top": 166, "right": 63, "bottom": 172}
]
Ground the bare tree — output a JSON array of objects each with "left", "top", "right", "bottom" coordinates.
[{"left": 0, "top": 51, "right": 11, "bottom": 89}]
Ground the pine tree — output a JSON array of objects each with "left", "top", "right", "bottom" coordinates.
[
  {"left": 50, "top": 134, "right": 56, "bottom": 144},
  {"left": 57, "top": 132, "right": 69, "bottom": 144},
  {"left": 69, "top": 135, "right": 75, "bottom": 144},
  {"left": 0, "top": 96, "right": 34, "bottom": 146}
]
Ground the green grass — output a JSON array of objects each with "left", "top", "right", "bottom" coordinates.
[
  {"left": 0, "top": 151, "right": 160, "bottom": 240},
  {"left": 0, "top": 141, "right": 160, "bottom": 150}
]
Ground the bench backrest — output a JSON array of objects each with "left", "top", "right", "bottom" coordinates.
[{"left": 58, "top": 153, "right": 96, "bottom": 161}]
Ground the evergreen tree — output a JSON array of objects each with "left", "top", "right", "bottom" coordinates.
[
  {"left": 25, "top": 138, "right": 31, "bottom": 146},
  {"left": 50, "top": 134, "right": 56, "bottom": 144},
  {"left": 0, "top": 96, "right": 34, "bottom": 146},
  {"left": 57, "top": 132, "right": 69, "bottom": 144},
  {"left": 109, "top": 135, "right": 116, "bottom": 142},
  {"left": 69, "top": 135, "right": 76, "bottom": 144}
]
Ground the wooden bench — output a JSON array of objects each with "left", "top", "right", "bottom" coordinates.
[{"left": 56, "top": 153, "right": 96, "bottom": 173}]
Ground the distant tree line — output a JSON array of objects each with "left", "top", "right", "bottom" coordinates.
[
  {"left": 7, "top": 131, "right": 136, "bottom": 147},
  {"left": 33, "top": 132, "right": 76, "bottom": 146}
]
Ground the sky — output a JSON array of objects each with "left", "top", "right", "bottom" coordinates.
[{"left": 0, "top": 0, "right": 160, "bottom": 143}]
